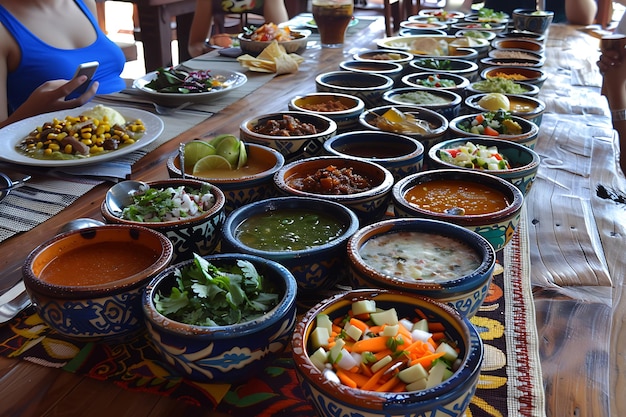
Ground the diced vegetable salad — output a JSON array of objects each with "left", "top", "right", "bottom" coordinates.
[
  {"left": 308, "top": 299, "right": 462, "bottom": 392},
  {"left": 457, "top": 110, "right": 523, "bottom": 136},
  {"left": 439, "top": 141, "right": 511, "bottom": 170},
  {"left": 122, "top": 184, "right": 216, "bottom": 222}
]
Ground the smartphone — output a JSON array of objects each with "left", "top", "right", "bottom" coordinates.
[{"left": 67, "top": 61, "right": 99, "bottom": 98}]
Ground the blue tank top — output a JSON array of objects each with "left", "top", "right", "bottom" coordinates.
[{"left": 0, "top": 0, "right": 126, "bottom": 113}]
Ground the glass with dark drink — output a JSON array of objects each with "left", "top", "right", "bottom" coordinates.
[{"left": 312, "top": 0, "right": 354, "bottom": 48}]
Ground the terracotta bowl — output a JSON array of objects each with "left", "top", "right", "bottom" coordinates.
[
  {"left": 143, "top": 253, "right": 298, "bottom": 382},
  {"left": 339, "top": 60, "right": 405, "bottom": 85},
  {"left": 101, "top": 178, "right": 225, "bottom": 263},
  {"left": 239, "top": 111, "right": 337, "bottom": 163},
  {"left": 291, "top": 289, "right": 484, "bottom": 416},
  {"left": 448, "top": 111, "right": 540, "bottom": 148},
  {"left": 512, "top": 9, "right": 554, "bottom": 35},
  {"left": 346, "top": 218, "right": 496, "bottom": 317},
  {"left": 491, "top": 38, "right": 545, "bottom": 55},
  {"left": 238, "top": 29, "right": 311, "bottom": 56},
  {"left": 288, "top": 92, "right": 365, "bottom": 132},
  {"left": 166, "top": 142, "right": 285, "bottom": 213},
  {"left": 315, "top": 71, "right": 395, "bottom": 108},
  {"left": 382, "top": 87, "right": 462, "bottom": 120},
  {"left": 220, "top": 196, "right": 359, "bottom": 290},
  {"left": 401, "top": 71, "right": 470, "bottom": 98},
  {"left": 409, "top": 58, "right": 479, "bottom": 82},
  {"left": 323, "top": 130, "right": 424, "bottom": 181},
  {"left": 428, "top": 137, "right": 541, "bottom": 196},
  {"left": 22, "top": 225, "right": 173, "bottom": 340},
  {"left": 392, "top": 169, "right": 524, "bottom": 251},
  {"left": 359, "top": 105, "right": 449, "bottom": 152},
  {"left": 464, "top": 93, "right": 546, "bottom": 126},
  {"left": 480, "top": 66, "right": 547, "bottom": 87},
  {"left": 273, "top": 155, "right": 395, "bottom": 225}
]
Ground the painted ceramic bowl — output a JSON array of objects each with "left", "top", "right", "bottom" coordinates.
[
  {"left": 352, "top": 49, "right": 414, "bottom": 68},
  {"left": 339, "top": 60, "right": 405, "bottom": 85},
  {"left": 375, "top": 36, "right": 479, "bottom": 62},
  {"left": 239, "top": 111, "right": 337, "bottom": 163},
  {"left": 291, "top": 288, "right": 484, "bottom": 416},
  {"left": 464, "top": 93, "right": 546, "bottom": 126},
  {"left": 315, "top": 71, "right": 395, "bottom": 108},
  {"left": 428, "top": 137, "right": 541, "bottom": 196},
  {"left": 22, "top": 225, "right": 173, "bottom": 340},
  {"left": 495, "top": 30, "right": 546, "bottom": 43},
  {"left": 488, "top": 48, "right": 544, "bottom": 62},
  {"left": 323, "top": 130, "right": 424, "bottom": 181},
  {"left": 238, "top": 29, "right": 311, "bottom": 56},
  {"left": 450, "top": 21, "right": 507, "bottom": 33},
  {"left": 401, "top": 72, "right": 470, "bottom": 97},
  {"left": 466, "top": 79, "right": 540, "bottom": 97},
  {"left": 512, "top": 9, "right": 554, "bottom": 35},
  {"left": 448, "top": 111, "right": 540, "bottom": 148},
  {"left": 143, "top": 253, "right": 298, "bottom": 382},
  {"left": 288, "top": 92, "right": 365, "bottom": 132},
  {"left": 491, "top": 39, "right": 545, "bottom": 55},
  {"left": 399, "top": 27, "right": 447, "bottom": 37},
  {"left": 399, "top": 20, "right": 449, "bottom": 33},
  {"left": 409, "top": 57, "right": 480, "bottom": 81},
  {"left": 273, "top": 156, "right": 395, "bottom": 225},
  {"left": 346, "top": 218, "right": 496, "bottom": 317},
  {"left": 455, "top": 29, "right": 497, "bottom": 42},
  {"left": 101, "top": 179, "right": 225, "bottom": 263},
  {"left": 408, "top": 14, "right": 459, "bottom": 26},
  {"left": 479, "top": 56, "right": 544, "bottom": 69},
  {"left": 418, "top": 8, "right": 466, "bottom": 20},
  {"left": 480, "top": 67, "right": 547, "bottom": 88},
  {"left": 382, "top": 87, "right": 462, "bottom": 120},
  {"left": 359, "top": 105, "right": 449, "bottom": 152},
  {"left": 167, "top": 142, "right": 285, "bottom": 213},
  {"left": 392, "top": 169, "right": 524, "bottom": 251},
  {"left": 220, "top": 196, "right": 359, "bottom": 291}
]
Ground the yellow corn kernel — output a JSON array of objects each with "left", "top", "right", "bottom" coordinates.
[
  {"left": 64, "top": 144, "right": 73, "bottom": 154},
  {"left": 124, "top": 138, "right": 136, "bottom": 145},
  {"left": 90, "top": 145, "right": 104, "bottom": 153},
  {"left": 48, "top": 143, "right": 60, "bottom": 151},
  {"left": 56, "top": 131, "right": 68, "bottom": 140},
  {"left": 81, "top": 138, "right": 93, "bottom": 146},
  {"left": 81, "top": 132, "right": 92, "bottom": 139},
  {"left": 35, "top": 142, "right": 44, "bottom": 149},
  {"left": 44, "top": 148, "right": 53, "bottom": 156}
]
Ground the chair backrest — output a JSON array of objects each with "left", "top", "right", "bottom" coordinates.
[{"left": 384, "top": 0, "right": 419, "bottom": 36}]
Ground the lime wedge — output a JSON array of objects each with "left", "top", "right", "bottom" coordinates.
[
  {"left": 192, "top": 155, "right": 232, "bottom": 176},
  {"left": 237, "top": 142, "right": 248, "bottom": 169},
  {"left": 209, "top": 134, "right": 238, "bottom": 148},
  {"left": 184, "top": 140, "right": 216, "bottom": 170},
  {"left": 216, "top": 136, "right": 241, "bottom": 167}
]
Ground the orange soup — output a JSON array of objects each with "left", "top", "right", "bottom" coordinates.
[
  {"left": 40, "top": 242, "right": 159, "bottom": 286},
  {"left": 404, "top": 179, "right": 510, "bottom": 215}
]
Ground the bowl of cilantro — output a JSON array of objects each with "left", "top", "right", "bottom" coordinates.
[
  {"left": 143, "top": 252, "right": 298, "bottom": 383},
  {"left": 101, "top": 178, "right": 226, "bottom": 263}
]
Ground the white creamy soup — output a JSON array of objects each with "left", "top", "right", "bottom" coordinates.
[{"left": 359, "top": 231, "right": 482, "bottom": 281}]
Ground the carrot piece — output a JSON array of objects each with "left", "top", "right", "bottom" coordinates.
[
  {"left": 374, "top": 349, "right": 394, "bottom": 361},
  {"left": 349, "top": 317, "right": 369, "bottom": 333},
  {"left": 410, "top": 351, "right": 446, "bottom": 368},
  {"left": 427, "top": 337, "right": 438, "bottom": 350},
  {"left": 484, "top": 125, "right": 500, "bottom": 136},
  {"left": 336, "top": 369, "right": 358, "bottom": 389},
  {"left": 367, "top": 325, "right": 384, "bottom": 335},
  {"left": 332, "top": 324, "right": 342, "bottom": 334},
  {"left": 342, "top": 369, "right": 371, "bottom": 388},
  {"left": 396, "top": 323, "right": 413, "bottom": 342},
  {"left": 351, "top": 336, "right": 390, "bottom": 353},
  {"left": 361, "top": 364, "right": 388, "bottom": 391},
  {"left": 431, "top": 332, "right": 446, "bottom": 341},
  {"left": 475, "top": 113, "right": 485, "bottom": 124},
  {"left": 376, "top": 376, "right": 401, "bottom": 392},
  {"left": 428, "top": 322, "right": 446, "bottom": 333},
  {"left": 360, "top": 361, "right": 373, "bottom": 377}
]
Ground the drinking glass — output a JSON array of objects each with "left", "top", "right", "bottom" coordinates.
[{"left": 312, "top": 0, "right": 354, "bottom": 48}]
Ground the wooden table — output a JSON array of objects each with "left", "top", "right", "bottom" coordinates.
[{"left": 1, "top": 18, "right": 625, "bottom": 417}]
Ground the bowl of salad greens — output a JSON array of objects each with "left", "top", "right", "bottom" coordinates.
[
  {"left": 101, "top": 178, "right": 226, "bottom": 263},
  {"left": 409, "top": 58, "right": 479, "bottom": 82},
  {"left": 448, "top": 110, "right": 540, "bottom": 149},
  {"left": 401, "top": 72, "right": 470, "bottom": 98},
  {"left": 132, "top": 66, "right": 247, "bottom": 106},
  {"left": 143, "top": 252, "right": 298, "bottom": 382}
]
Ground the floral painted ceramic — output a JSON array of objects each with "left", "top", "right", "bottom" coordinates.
[
  {"left": 143, "top": 253, "right": 298, "bottom": 383},
  {"left": 382, "top": 87, "right": 462, "bottom": 120},
  {"left": 22, "top": 225, "right": 173, "bottom": 340},
  {"left": 291, "top": 289, "right": 484, "bottom": 416},
  {"left": 392, "top": 169, "right": 524, "bottom": 252},
  {"left": 448, "top": 112, "right": 540, "bottom": 149},
  {"left": 288, "top": 92, "right": 365, "bottom": 132},
  {"left": 315, "top": 71, "right": 394, "bottom": 108}
]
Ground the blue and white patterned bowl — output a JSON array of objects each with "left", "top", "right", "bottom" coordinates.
[
  {"left": 167, "top": 142, "right": 285, "bottom": 213},
  {"left": 101, "top": 178, "right": 226, "bottom": 263},
  {"left": 221, "top": 196, "right": 360, "bottom": 290},
  {"left": 392, "top": 169, "right": 524, "bottom": 251},
  {"left": 323, "top": 130, "right": 424, "bottom": 181},
  {"left": 240, "top": 111, "right": 338, "bottom": 163},
  {"left": 401, "top": 71, "right": 470, "bottom": 98},
  {"left": 316, "top": 71, "right": 394, "bottom": 108},
  {"left": 143, "top": 253, "right": 298, "bottom": 383},
  {"left": 346, "top": 218, "right": 496, "bottom": 318},
  {"left": 448, "top": 112, "right": 540, "bottom": 149},
  {"left": 23, "top": 225, "right": 173, "bottom": 341},
  {"left": 339, "top": 60, "right": 405, "bottom": 85},
  {"left": 409, "top": 58, "right": 480, "bottom": 82},
  {"left": 288, "top": 92, "right": 365, "bottom": 132},
  {"left": 291, "top": 289, "right": 484, "bottom": 416},
  {"left": 512, "top": 9, "right": 554, "bottom": 35},
  {"left": 382, "top": 87, "right": 462, "bottom": 120}
]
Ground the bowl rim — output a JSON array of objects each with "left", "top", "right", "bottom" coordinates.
[
  {"left": 495, "top": 30, "right": 546, "bottom": 42},
  {"left": 23, "top": 224, "right": 174, "bottom": 297},
  {"left": 100, "top": 178, "right": 226, "bottom": 227},
  {"left": 382, "top": 87, "right": 462, "bottom": 108},
  {"left": 315, "top": 71, "right": 395, "bottom": 91},
  {"left": 142, "top": 252, "right": 297, "bottom": 336},
  {"left": 352, "top": 49, "right": 414, "bottom": 63},
  {"left": 237, "top": 28, "right": 312, "bottom": 42},
  {"left": 323, "top": 130, "right": 425, "bottom": 163},
  {"left": 359, "top": 104, "right": 449, "bottom": 138},
  {"left": 480, "top": 66, "right": 547, "bottom": 84},
  {"left": 408, "top": 14, "right": 459, "bottom": 24},
  {"left": 291, "top": 288, "right": 484, "bottom": 405},
  {"left": 288, "top": 92, "right": 366, "bottom": 116},
  {"left": 409, "top": 57, "right": 479, "bottom": 72},
  {"left": 466, "top": 79, "right": 540, "bottom": 96},
  {"left": 167, "top": 142, "right": 286, "bottom": 184},
  {"left": 240, "top": 110, "right": 338, "bottom": 140},
  {"left": 488, "top": 48, "right": 544, "bottom": 61},
  {"left": 512, "top": 8, "right": 555, "bottom": 16},
  {"left": 273, "top": 155, "right": 396, "bottom": 202},
  {"left": 339, "top": 59, "right": 404, "bottom": 74},
  {"left": 399, "top": 19, "right": 449, "bottom": 30},
  {"left": 449, "top": 112, "right": 539, "bottom": 141},
  {"left": 401, "top": 71, "right": 471, "bottom": 90},
  {"left": 464, "top": 93, "right": 546, "bottom": 117},
  {"left": 417, "top": 8, "right": 466, "bottom": 19},
  {"left": 454, "top": 29, "right": 497, "bottom": 41},
  {"left": 479, "top": 56, "right": 544, "bottom": 68},
  {"left": 221, "top": 195, "right": 360, "bottom": 256},
  {"left": 492, "top": 38, "right": 545, "bottom": 52}
]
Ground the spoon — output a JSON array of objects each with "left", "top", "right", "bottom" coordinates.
[
  {"left": 0, "top": 174, "right": 31, "bottom": 193},
  {"left": 57, "top": 218, "right": 105, "bottom": 234},
  {"left": 105, "top": 180, "right": 149, "bottom": 217},
  {"left": 152, "top": 101, "right": 193, "bottom": 115}
]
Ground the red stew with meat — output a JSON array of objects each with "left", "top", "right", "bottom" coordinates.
[
  {"left": 288, "top": 165, "right": 373, "bottom": 195},
  {"left": 252, "top": 115, "right": 319, "bottom": 136}
]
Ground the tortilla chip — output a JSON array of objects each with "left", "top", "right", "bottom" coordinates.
[{"left": 237, "top": 40, "right": 304, "bottom": 74}]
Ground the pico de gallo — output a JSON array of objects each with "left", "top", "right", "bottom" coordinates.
[
  {"left": 438, "top": 141, "right": 511, "bottom": 170},
  {"left": 456, "top": 110, "right": 523, "bottom": 136}
]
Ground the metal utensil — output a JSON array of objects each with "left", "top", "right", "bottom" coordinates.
[
  {"left": 57, "top": 218, "right": 105, "bottom": 234},
  {"left": 104, "top": 180, "right": 149, "bottom": 217},
  {"left": 152, "top": 101, "right": 193, "bottom": 115},
  {"left": 179, "top": 143, "right": 186, "bottom": 179},
  {"left": 0, "top": 174, "right": 31, "bottom": 193},
  {"left": 0, "top": 281, "right": 31, "bottom": 324}
]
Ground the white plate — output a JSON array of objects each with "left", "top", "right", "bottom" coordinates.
[
  {"left": 0, "top": 106, "right": 164, "bottom": 167},
  {"left": 305, "top": 17, "right": 359, "bottom": 29},
  {"left": 132, "top": 69, "right": 247, "bottom": 106}
]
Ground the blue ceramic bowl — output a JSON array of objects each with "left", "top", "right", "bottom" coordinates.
[
  {"left": 512, "top": 9, "right": 554, "bottom": 35},
  {"left": 291, "top": 289, "right": 484, "bottom": 416},
  {"left": 448, "top": 112, "right": 540, "bottom": 149},
  {"left": 480, "top": 66, "right": 547, "bottom": 88},
  {"left": 399, "top": 27, "right": 447, "bottom": 36},
  {"left": 392, "top": 169, "right": 524, "bottom": 252},
  {"left": 399, "top": 20, "right": 449, "bottom": 34},
  {"left": 466, "top": 79, "right": 540, "bottom": 97},
  {"left": 382, "top": 87, "right": 462, "bottom": 120},
  {"left": 101, "top": 178, "right": 226, "bottom": 263},
  {"left": 221, "top": 196, "right": 359, "bottom": 290},
  {"left": 401, "top": 71, "right": 471, "bottom": 98},
  {"left": 239, "top": 111, "right": 338, "bottom": 163},
  {"left": 409, "top": 58, "right": 480, "bottom": 82},
  {"left": 166, "top": 143, "right": 285, "bottom": 213},
  {"left": 352, "top": 49, "right": 414, "bottom": 68},
  {"left": 339, "top": 60, "right": 404, "bottom": 85},
  {"left": 428, "top": 137, "right": 541, "bottom": 196},
  {"left": 143, "top": 253, "right": 298, "bottom": 382},
  {"left": 464, "top": 93, "right": 546, "bottom": 126},
  {"left": 316, "top": 71, "right": 395, "bottom": 108},
  {"left": 23, "top": 225, "right": 174, "bottom": 340},
  {"left": 288, "top": 92, "right": 365, "bottom": 132},
  {"left": 323, "top": 130, "right": 424, "bottom": 181},
  {"left": 273, "top": 156, "right": 394, "bottom": 225}
]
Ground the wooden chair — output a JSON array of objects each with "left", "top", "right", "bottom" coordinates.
[{"left": 383, "top": 0, "right": 419, "bottom": 36}]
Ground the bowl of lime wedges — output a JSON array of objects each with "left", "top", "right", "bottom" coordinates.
[{"left": 166, "top": 134, "right": 285, "bottom": 212}]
